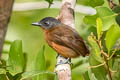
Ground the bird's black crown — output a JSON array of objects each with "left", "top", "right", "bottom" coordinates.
[{"left": 32, "top": 17, "right": 61, "bottom": 29}]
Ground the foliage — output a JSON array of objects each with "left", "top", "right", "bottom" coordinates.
[
  {"left": 0, "top": 41, "right": 56, "bottom": 80},
  {"left": 0, "top": 0, "right": 120, "bottom": 80}
]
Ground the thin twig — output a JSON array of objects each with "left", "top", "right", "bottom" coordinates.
[
  {"left": 88, "top": 61, "right": 106, "bottom": 69},
  {"left": 107, "top": 49, "right": 117, "bottom": 60},
  {"left": 97, "top": 40, "right": 109, "bottom": 58},
  {"left": 104, "top": 58, "right": 113, "bottom": 80},
  {"left": 96, "top": 35, "right": 113, "bottom": 80}
]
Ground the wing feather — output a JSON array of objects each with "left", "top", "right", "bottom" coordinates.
[{"left": 48, "top": 25, "right": 90, "bottom": 57}]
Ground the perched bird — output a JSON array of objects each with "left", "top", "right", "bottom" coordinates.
[{"left": 32, "top": 17, "right": 89, "bottom": 58}]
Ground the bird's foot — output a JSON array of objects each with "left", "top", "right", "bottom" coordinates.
[{"left": 56, "top": 55, "right": 72, "bottom": 66}]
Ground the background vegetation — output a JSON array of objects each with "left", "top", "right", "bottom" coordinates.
[{"left": 0, "top": 0, "right": 120, "bottom": 80}]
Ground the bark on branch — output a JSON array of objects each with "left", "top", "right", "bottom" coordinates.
[
  {"left": 0, "top": 0, "right": 14, "bottom": 58},
  {"left": 55, "top": 0, "right": 76, "bottom": 80}
]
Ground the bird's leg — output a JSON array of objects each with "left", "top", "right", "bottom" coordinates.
[{"left": 56, "top": 54, "right": 72, "bottom": 66}]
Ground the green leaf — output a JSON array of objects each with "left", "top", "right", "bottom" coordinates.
[
  {"left": 106, "top": 24, "right": 120, "bottom": 53},
  {"left": 84, "top": 7, "right": 116, "bottom": 31},
  {"left": 88, "top": 34, "right": 107, "bottom": 80},
  {"left": 22, "top": 71, "right": 55, "bottom": 79},
  {"left": 32, "top": 45, "right": 47, "bottom": 80},
  {"left": 96, "top": 18, "right": 102, "bottom": 39},
  {"left": 96, "top": 7, "right": 114, "bottom": 17},
  {"left": 77, "top": 0, "right": 104, "bottom": 7},
  {"left": 35, "top": 46, "right": 46, "bottom": 71},
  {"left": 84, "top": 15, "right": 97, "bottom": 25},
  {"left": 102, "top": 15, "right": 116, "bottom": 31},
  {"left": 7, "top": 40, "right": 24, "bottom": 76}
]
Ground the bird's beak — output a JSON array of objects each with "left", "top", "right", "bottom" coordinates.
[{"left": 32, "top": 22, "right": 41, "bottom": 26}]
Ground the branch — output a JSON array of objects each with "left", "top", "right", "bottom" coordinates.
[
  {"left": 55, "top": 0, "right": 76, "bottom": 80},
  {"left": 0, "top": 0, "right": 14, "bottom": 59}
]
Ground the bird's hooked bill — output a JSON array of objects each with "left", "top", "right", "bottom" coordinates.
[{"left": 32, "top": 22, "right": 41, "bottom": 26}]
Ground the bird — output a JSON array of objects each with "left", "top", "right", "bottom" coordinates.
[{"left": 32, "top": 17, "right": 90, "bottom": 58}]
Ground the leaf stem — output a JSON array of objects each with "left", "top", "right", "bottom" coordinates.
[
  {"left": 96, "top": 37, "right": 113, "bottom": 80},
  {"left": 104, "top": 58, "right": 113, "bottom": 80}
]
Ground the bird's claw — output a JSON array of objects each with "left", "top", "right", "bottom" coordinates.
[{"left": 56, "top": 55, "right": 72, "bottom": 66}]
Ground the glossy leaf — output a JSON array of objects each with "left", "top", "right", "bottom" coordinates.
[
  {"left": 32, "top": 45, "right": 47, "bottom": 80},
  {"left": 96, "top": 18, "right": 102, "bottom": 39},
  {"left": 7, "top": 40, "right": 24, "bottom": 76},
  {"left": 106, "top": 24, "right": 120, "bottom": 53},
  {"left": 88, "top": 34, "right": 107, "bottom": 80}
]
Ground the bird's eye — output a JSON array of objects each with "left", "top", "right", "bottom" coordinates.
[{"left": 44, "top": 21, "right": 49, "bottom": 26}]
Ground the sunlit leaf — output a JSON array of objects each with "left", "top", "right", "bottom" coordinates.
[
  {"left": 7, "top": 40, "right": 24, "bottom": 76},
  {"left": 96, "top": 18, "right": 102, "bottom": 39},
  {"left": 106, "top": 24, "right": 120, "bottom": 53}
]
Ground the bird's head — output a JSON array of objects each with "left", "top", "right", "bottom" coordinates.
[{"left": 32, "top": 17, "right": 61, "bottom": 29}]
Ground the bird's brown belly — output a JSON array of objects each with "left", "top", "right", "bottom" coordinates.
[{"left": 51, "top": 42, "right": 79, "bottom": 58}]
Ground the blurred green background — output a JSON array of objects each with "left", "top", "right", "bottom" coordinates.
[
  {"left": 1, "top": 0, "right": 120, "bottom": 80},
  {"left": 2, "top": 0, "right": 97, "bottom": 80}
]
